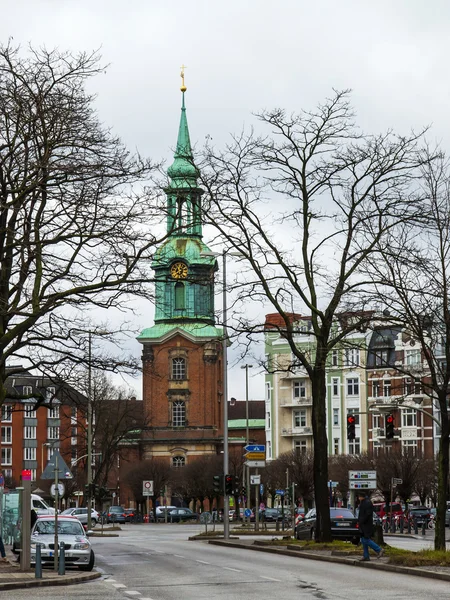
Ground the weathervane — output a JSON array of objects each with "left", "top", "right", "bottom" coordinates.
[{"left": 180, "top": 64, "right": 187, "bottom": 92}]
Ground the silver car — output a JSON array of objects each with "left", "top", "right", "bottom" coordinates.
[
  {"left": 61, "top": 507, "right": 100, "bottom": 526},
  {"left": 31, "top": 516, "right": 95, "bottom": 571}
]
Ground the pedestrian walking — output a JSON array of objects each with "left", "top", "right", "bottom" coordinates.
[
  {"left": 357, "top": 492, "right": 384, "bottom": 561},
  {"left": 0, "top": 534, "right": 7, "bottom": 562}
]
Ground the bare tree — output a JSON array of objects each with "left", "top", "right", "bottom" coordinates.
[
  {"left": 0, "top": 43, "right": 168, "bottom": 401},
  {"left": 328, "top": 453, "right": 372, "bottom": 507},
  {"left": 374, "top": 449, "right": 421, "bottom": 508},
  {"left": 123, "top": 459, "right": 171, "bottom": 518},
  {"left": 367, "top": 152, "right": 450, "bottom": 549},
  {"left": 200, "top": 90, "right": 427, "bottom": 540}
]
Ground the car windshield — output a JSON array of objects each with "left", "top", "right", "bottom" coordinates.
[
  {"left": 34, "top": 520, "right": 84, "bottom": 535},
  {"left": 330, "top": 509, "right": 354, "bottom": 518},
  {"left": 110, "top": 507, "right": 124, "bottom": 512},
  {"left": 60, "top": 509, "right": 74, "bottom": 515}
]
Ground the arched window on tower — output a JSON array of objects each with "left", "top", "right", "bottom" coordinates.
[
  {"left": 175, "top": 282, "right": 185, "bottom": 310},
  {"left": 172, "top": 455, "right": 186, "bottom": 468},
  {"left": 172, "top": 357, "right": 186, "bottom": 380},
  {"left": 172, "top": 400, "right": 186, "bottom": 427}
]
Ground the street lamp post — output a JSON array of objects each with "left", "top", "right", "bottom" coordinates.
[
  {"left": 221, "top": 252, "right": 230, "bottom": 540},
  {"left": 241, "top": 364, "right": 253, "bottom": 518},
  {"left": 87, "top": 331, "right": 93, "bottom": 531}
]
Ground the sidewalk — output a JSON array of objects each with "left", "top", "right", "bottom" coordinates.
[
  {"left": 0, "top": 552, "right": 101, "bottom": 590},
  {"left": 207, "top": 537, "right": 450, "bottom": 583}
]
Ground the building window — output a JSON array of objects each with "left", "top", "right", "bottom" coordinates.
[
  {"left": 293, "top": 381, "right": 306, "bottom": 398},
  {"left": 294, "top": 440, "right": 307, "bottom": 455},
  {"left": 24, "top": 404, "right": 36, "bottom": 418},
  {"left": 1, "top": 448, "right": 12, "bottom": 465},
  {"left": 374, "top": 349, "right": 389, "bottom": 366},
  {"left": 346, "top": 378, "right": 359, "bottom": 396},
  {"left": 293, "top": 410, "right": 307, "bottom": 428},
  {"left": 266, "top": 412, "right": 271, "bottom": 429},
  {"left": 402, "top": 408, "right": 417, "bottom": 428},
  {"left": 175, "top": 282, "right": 185, "bottom": 310},
  {"left": 172, "top": 357, "right": 186, "bottom": 380},
  {"left": 267, "top": 440, "right": 272, "bottom": 458},
  {"left": 71, "top": 447, "right": 77, "bottom": 460},
  {"left": 266, "top": 382, "right": 271, "bottom": 401},
  {"left": 1, "top": 405, "right": 12, "bottom": 422},
  {"left": 47, "top": 426, "right": 59, "bottom": 440},
  {"left": 402, "top": 439, "right": 417, "bottom": 455},
  {"left": 24, "top": 447, "right": 36, "bottom": 461},
  {"left": 344, "top": 348, "right": 360, "bottom": 367},
  {"left": 30, "top": 469, "right": 36, "bottom": 481},
  {"left": 172, "top": 401, "right": 186, "bottom": 427},
  {"left": 71, "top": 426, "right": 77, "bottom": 437},
  {"left": 372, "top": 380, "right": 380, "bottom": 397},
  {"left": 71, "top": 406, "right": 77, "bottom": 418},
  {"left": 46, "top": 387, "right": 56, "bottom": 401},
  {"left": 331, "top": 350, "right": 339, "bottom": 367},
  {"left": 172, "top": 455, "right": 185, "bottom": 468},
  {"left": 1, "top": 426, "right": 12, "bottom": 444},
  {"left": 332, "top": 378, "right": 339, "bottom": 397},
  {"left": 383, "top": 379, "right": 391, "bottom": 397},
  {"left": 23, "top": 385, "right": 33, "bottom": 396},
  {"left": 3, "top": 468, "right": 12, "bottom": 479},
  {"left": 24, "top": 426, "right": 36, "bottom": 439},
  {"left": 347, "top": 408, "right": 360, "bottom": 425},
  {"left": 372, "top": 414, "right": 382, "bottom": 429},
  {"left": 47, "top": 448, "right": 55, "bottom": 461},
  {"left": 405, "top": 349, "right": 420, "bottom": 366},
  {"left": 333, "top": 408, "right": 339, "bottom": 426},
  {"left": 48, "top": 405, "right": 60, "bottom": 418},
  {"left": 334, "top": 438, "right": 339, "bottom": 455},
  {"left": 348, "top": 437, "right": 360, "bottom": 455}
]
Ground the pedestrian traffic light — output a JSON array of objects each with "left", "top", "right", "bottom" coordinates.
[
  {"left": 347, "top": 414, "right": 356, "bottom": 440},
  {"left": 213, "top": 474, "right": 223, "bottom": 494},
  {"left": 386, "top": 414, "right": 395, "bottom": 439},
  {"left": 225, "top": 474, "right": 233, "bottom": 495},
  {"left": 241, "top": 486, "right": 246, "bottom": 497},
  {"left": 234, "top": 476, "right": 240, "bottom": 495}
]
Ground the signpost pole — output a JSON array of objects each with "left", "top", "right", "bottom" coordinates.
[
  {"left": 54, "top": 453, "right": 59, "bottom": 572},
  {"left": 255, "top": 469, "right": 259, "bottom": 532}
]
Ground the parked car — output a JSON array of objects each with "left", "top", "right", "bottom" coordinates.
[
  {"left": 61, "top": 507, "right": 100, "bottom": 526},
  {"left": 250, "top": 507, "right": 289, "bottom": 523},
  {"left": 156, "top": 506, "right": 177, "bottom": 522},
  {"left": 373, "top": 502, "right": 403, "bottom": 519},
  {"left": 30, "top": 515, "right": 95, "bottom": 571},
  {"left": 104, "top": 506, "right": 126, "bottom": 524},
  {"left": 124, "top": 508, "right": 137, "bottom": 522},
  {"left": 31, "top": 494, "right": 56, "bottom": 516},
  {"left": 166, "top": 508, "right": 199, "bottom": 522},
  {"left": 295, "top": 508, "right": 360, "bottom": 544},
  {"left": 409, "top": 506, "right": 432, "bottom": 526}
]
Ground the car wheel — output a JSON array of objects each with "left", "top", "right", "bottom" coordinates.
[
  {"left": 310, "top": 527, "right": 315, "bottom": 540},
  {"left": 91, "top": 519, "right": 97, "bottom": 527},
  {"left": 79, "top": 550, "right": 95, "bottom": 572}
]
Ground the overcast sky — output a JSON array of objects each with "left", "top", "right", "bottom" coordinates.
[{"left": 5, "top": 0, "right": 450, "bottom": 400}]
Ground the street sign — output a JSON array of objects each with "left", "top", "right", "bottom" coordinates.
[
  {"left": 329, "top": 481, "right": 338, "bottom": 488},
  {"left": 143, "top": 480, "right": 154, "bottom": 496},
  {"left": 276, "top": 489, "right": 285, "bottom": 496},
  {"left": 250, "top": 475, "right": 261, "bottom": 485},
  {"left": 349, "top": 470, "right": 377, "bottom": 480},
  {"left": 50, "top": 482, "right": 65, "bottom": 498},
  {"left": 245, "top": 452, "right": 266, "bottom": 461},
  {"left": 245, "top": 445, "right": 265, "bottom": 453},
  {"left": 260, "top": 484, "right": 264, "bottom": 496},
  {"left": 245, "top": 460, "right": 266, "bottom": 468},
  {"left": 244, "top": 508, "right": 252, "bottom": 517},
  {"left": 41, "top": 450, "right": 73, "bottom": 480},
  {"left": 392, "top": 478, "right": 403, "bottom": 485},
  {"left": 349, "top": 481, "right": 377, "bottom": 490}
]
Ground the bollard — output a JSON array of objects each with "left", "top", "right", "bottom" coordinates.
[
  {"left": 391, "top": 520, "right": 396, "bottom": 534},
  {"left": 414, "top": 518, "right": 418, "bottom": 535},
  {"left": 58, "top": 542, "right": 65, "bottom": 575},
  {"left": 421, "top": 520, "right": 426, "bottom": 536},
  {"left": 407, "top": 519, "right": 411, "bottom": 534},
  {"left": 35, "top": 543, "right": 42, "bottom": 579},
  {"left": 399, "top": 517, "right": 404, "bottom": 533}
]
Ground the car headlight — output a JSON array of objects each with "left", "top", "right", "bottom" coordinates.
[
  {"left": 31, "top": 543, "right": 46, "bottom": 550},
  {"left": 74, "top": 543, "right": 90, "bottom": 550}
]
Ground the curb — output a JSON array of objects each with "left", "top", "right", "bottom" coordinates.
[
  {"left": 207, "top": 540, "right": 450, "bottom": 583},
  {"left": 0, "top": 570, "right": 101, "bottom": 591}
]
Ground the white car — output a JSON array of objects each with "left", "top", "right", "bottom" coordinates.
[
  {"left": 60, "top": 507, "right": 100, "bottom": 526},
  {"left": 31, "top": 515, "right": 95, "bottom": 571}
]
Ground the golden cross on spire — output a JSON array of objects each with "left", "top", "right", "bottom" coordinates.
[{"left": 180, "top": 64, "right": 187, "bottom": 92}]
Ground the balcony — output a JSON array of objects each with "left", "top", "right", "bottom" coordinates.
[
  {"left": 281, "top": 426, "right": 313, "bottom": 436},
  {"left": 280, "top": 397, "right": 313, "bottom": 407}
]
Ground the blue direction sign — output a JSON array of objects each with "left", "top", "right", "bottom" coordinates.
[
  {"left": 275, "top": 489, "right": 285, "bottom": 496},
  {"left": 245, "top": 445, "right": 265, "bottom": 453}
]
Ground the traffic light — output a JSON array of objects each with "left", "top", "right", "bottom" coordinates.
[
  {"left": 347, "top": 414, "right": 356, "bottom": 440},
  {"left": 213, "top": 474, "right": 223, "bottom": 494},
  {"left": 386, "top": 414, "right": 395, "bottom": 439},
  {"left": 241, "top": 486, "right": 246, "bottom": 497},
  {"left": 225, "top": 474, "right": 233, "bottom": 495}
]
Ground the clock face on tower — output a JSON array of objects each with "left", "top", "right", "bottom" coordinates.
[{"left": 170, "top": 262, "right": 188, "bottom": 279}]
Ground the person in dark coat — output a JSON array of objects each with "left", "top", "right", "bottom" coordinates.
[{"left": 357, "top": 492, "right": 384, "bottom": 561}]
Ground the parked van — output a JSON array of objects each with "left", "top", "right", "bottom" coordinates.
[
  {"left": 31, "top": 494, "right": 55, "bottom": 515},
  {"left": 373, "top": 502, "right": 403, "bottom": 518}
]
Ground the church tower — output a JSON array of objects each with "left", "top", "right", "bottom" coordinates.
[{"left": 138, "top": 71, "right": 224, "bottom": 467}]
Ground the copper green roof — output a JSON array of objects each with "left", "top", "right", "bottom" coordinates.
[
  {"left": 167, "top": 92, "right": 198, "bottom": 186},
  {"left": 137, "top": 322, "right": 223, "bottom": 342},
  {"left": 152, "top": 237, "right": 216, "bottom": 266},
  {"left": 227, "top": 419, "right": 265, "bottom": 429}
]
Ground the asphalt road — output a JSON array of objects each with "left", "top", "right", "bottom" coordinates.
[{"left": 4, "top": 524, "right": 450, "bottom": 600}]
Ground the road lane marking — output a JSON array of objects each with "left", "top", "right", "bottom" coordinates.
[
  {"left": 260, "top": 575, "right": 281, "bottom": 582},
  {"left": 196, "top": 560, "right": 211, "bottom": 564},
  {"left": 105, "top": 579, "right": 117, "bottom": 583},
  {"left": 223, "top": 567, "right": 241, "bottom": 572},
  {"left": 174, "top": 554, "right": 185, "bottom": 558},
  {"left": 112, "top": 583, "right": 127, "bottom": 589}
]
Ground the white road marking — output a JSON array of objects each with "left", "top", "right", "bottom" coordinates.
[
  {"left": 105, "top": 579, "right": 117, "bottom": 583},
  {"left": 174, "top": 554, "right": 185, "bottom": 558},
  {"left": 223, "top": 567, "right": 241, "bottom": 572},
  {"left": 196, "top": 560, "right": 211, "bottom": 564},
  {"left": 112, "top": 583, "right": 127, "bottom": 589},
  {"left": 260, "top": 575, "right": 281, "bottom": 582}
]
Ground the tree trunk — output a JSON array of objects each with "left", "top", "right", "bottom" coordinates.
[
  {"left": 311, "top": 368, "right": 332, "bottom": 541},
  {"left": 435, "top": 397, "right": 449, "bottom": 551}
]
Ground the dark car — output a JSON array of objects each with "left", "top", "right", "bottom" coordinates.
[
  {"left": 409, "top": 506, "right": 432, "bottom": 526},
  {"left": 105, "top": 506, "right": 126, "bottom": 524},
  {"left": 165, "top": 508, "right": 198, "bottom": 522},
  {"left": 250, "top": 507, "right": 290, "bottom": 523},
  {"left": 124, "top": 508, "right": 138, "bottom": 522},
  {"left": 296, "top": 507, "right": 359, "bottom": 544}
]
